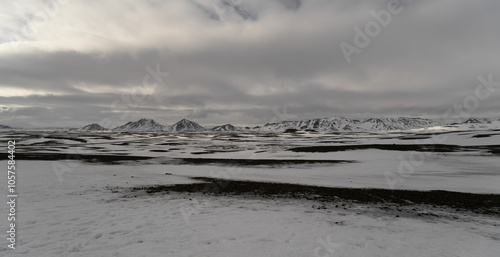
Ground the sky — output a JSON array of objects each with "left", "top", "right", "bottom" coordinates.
[{"left": 0, "top": 0, "right": 499, "bottom": 128}]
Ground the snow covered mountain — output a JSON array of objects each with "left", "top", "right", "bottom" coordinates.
[
  {"left": 165, "top": 119, "right": 205, "bottom": 132},
  {"left": 255, "top": 117, "right": 440, "bottom": 133},
  {"left": 211, "top": 124, "right": 238, "bottom": 131},
  {"left": 113, "top": 118, "right": 166, "bottom": 132},
  {"left": 71, "top": 115, "right": 497, "bottom": 134},
  {"left": 462, "top": 118, "right": 491, "bottom": 124},
  {"left": 77, "top": 123, "right": 108, "bottom": 131},
  {"left": 449, "top": 117, "right": 500, "bottom": 130},
  {"left": 357, "top": 117, "right": 439, "bottom": 131},
  {"left": 0, "top": 125, "right": 13, "bottom": 129}
]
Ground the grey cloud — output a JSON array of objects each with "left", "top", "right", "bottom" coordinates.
[{"left": 0, "top": 0, "right": 499, "bottom": 127}]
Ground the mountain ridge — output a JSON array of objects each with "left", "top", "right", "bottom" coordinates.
[
  {"left": 165, "top": 119, "right": 205, "bottom": 132},
  {"left": 77, "top": 123, "right": 108, "bottom": 131},
  {"left": 70, "top": 116, "right": 500, "bottom": 133},
  {"left": 255, "top": 116, "right": 440, "bottom": 132},
  {"left": 211, "top": 124, "right": 238, "bottom": 131},
  {"left": 113, "top": 118, "right": 166, "bottom": 132},
  {"left": 0, "top": 124, "right": 13, "bottom": 129}
]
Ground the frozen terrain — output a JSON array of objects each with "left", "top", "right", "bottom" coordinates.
[
  {"left": 73, "top": 116, "right": 500, "bottom": 133},
  {"left": 0, "top": 126, "right": 499, "bottom": 256}
]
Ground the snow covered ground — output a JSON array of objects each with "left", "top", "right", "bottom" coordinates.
[
  {"left": 0, "top": 128, "right": 499, "bottom": 256},
  {"left": 0, "top": 161, "right": 499, "bottom": 257}
]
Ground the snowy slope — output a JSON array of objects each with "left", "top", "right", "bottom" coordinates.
[
  {"left": 0, "top": 124, "right": 13, "bottom": 129},
  {"left": 357, "top": 117, "right": 438, "bottom": 131},
  {"left": 113, "top": 118, "right": 166, "bottom": 132},
  {"left": 453, "top": 120, "right": 500, "bottom": 131},
  {"left": 211, "top": 124, "right": 238, "bottom": 131},
  {"left": 2, "top": 160, "right": 499, "bottom": 257},
  {"left": 166, "top": 119, "right": 205, "bottom": 132},
  {"left": 77, "top": 123, "right": 108, "bottom": 131},
  {"left": 256, "top": 117, "right": 440, "bottom": 133},
  {"left": 463, "top": 118, "right": 492, "bottom": 124}
]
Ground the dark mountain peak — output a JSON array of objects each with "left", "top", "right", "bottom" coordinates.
[
  {"left": 168, "top": 119, "right": 205, "bottom": 132},
  {"left": 113, "top": 118, "right": 165, "bottom": 132},
  {"left": 258, "top": 116, "right": 439, "bottom": 132},
  {"left": 212, "top": 124, "right": 236, "bottom": 131},
  {"left": 79, "top": 123, "right": 108, "bottom": 131},
  {"left": 0, "top": 124, "right": 13, "bottom": 129},
  {"left": 463, "top": 118, "right": 491, "bottom": 124}
]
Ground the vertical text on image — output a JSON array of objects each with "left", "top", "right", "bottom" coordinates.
[{"left": 7, "top": 140, "right": 17, "bottom": 250}]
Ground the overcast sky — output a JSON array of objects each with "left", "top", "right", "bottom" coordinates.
[{"left": 0, "top": 0, "right": 499, "bottom": 128}]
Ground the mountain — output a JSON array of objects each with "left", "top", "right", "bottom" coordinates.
[
  {"left": 59, "top": 115, "right": 485, "bottom": 134},
  {"left": 462, "top": 118, "right": 491, "bottom": 124},
  {"left": 77, "top": 123, "right": 108, "bottom": 131},
  {"left": 0, "top": 125, "right": 13, "bottom": 129},
  {"left": 357, "top": 117, "right": 438, "bottom": 131},
  {"left": 113, "top": 118, "right": 166, "bottom": 132},
  {"left": 166, "top": 119, "right": 205, "bottom": 132},
  {"left": 211, "top": 124, "right": 237, "bottom": 131},
  {"left": 256, "top": 117, "right": 440, "bottom": 133}
]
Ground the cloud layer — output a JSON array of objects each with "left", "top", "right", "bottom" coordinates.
[{"left": 1, "top": 0, "right": 499, "bottom": 127}]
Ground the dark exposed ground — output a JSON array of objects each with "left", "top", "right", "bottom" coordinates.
[
  {"left": 287, "top": 144, "right": 500, "bottom": 154},
  {"left": 3, "top": 131, "right": 499, "bottom": 209},
  {"left": 0, "top": 152, "right": 154, "bottom": 163},
  {"left": 0, "top": 152, "right": 355, "bottom": 166},
  {"left": 135, "top": 177, "right": 500, "bottom": 216},
  {"left": 177, "top": 158, "right": 355, "bottom": 166}
]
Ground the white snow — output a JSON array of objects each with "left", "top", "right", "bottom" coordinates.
[
  {"left": 1, "top": 161, "right": 499, "bottom": 257},
  {"left": 256, "top": 117, "right": 441, "bottom": 133},
  {"left": 1, "top": 128, "right": 500, "bottom": 256}
]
